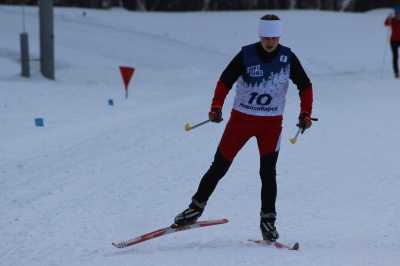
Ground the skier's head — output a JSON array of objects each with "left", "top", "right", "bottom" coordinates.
[
  {"left": 258, "top": 14, "right": 281, "bottom": 38},
  {"left": 395, "top": 6, "right": 400, "bottom": 14},
  {"left": 258, "top": 14, "right": 281, "bottom": 52}
]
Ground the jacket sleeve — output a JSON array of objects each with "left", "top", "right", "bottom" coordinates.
[
  {"left": 290, "top": 52, "right": 313, "bottom": 115},
  {"left": 211, "top": 80, "right": 229, "bottom": 108},
  {"left": 299, "top": 86, "right": 313, "bottom": 115}
]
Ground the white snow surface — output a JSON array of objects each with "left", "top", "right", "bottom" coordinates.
[{"left": 1, "top": 5, "right": 400, "bottom": 266}]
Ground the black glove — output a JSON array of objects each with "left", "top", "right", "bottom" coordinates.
[
  {"left": 209, "top": 105, "right": 223, "bottom": 123},
  {"left": 296, "top": 112, "right": 312, "bottom": 134}
]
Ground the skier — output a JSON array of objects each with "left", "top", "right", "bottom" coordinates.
[
  {"left": 384, "top": 7, "right": 400, "bottom": 78},
  {"left": 172, "top": 14, "right": 314, "bottom": 242}
]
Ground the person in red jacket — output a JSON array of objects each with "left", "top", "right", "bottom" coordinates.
[
  {"left": 171, "top": 14, "right": 314, "bottom": 242},
  {"left": 384, "top": 7, "right": 400, "bottom": 78}
]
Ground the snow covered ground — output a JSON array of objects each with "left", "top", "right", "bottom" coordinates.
[{"left": 1, "top": 5, "right": 400, "bottom": 266}]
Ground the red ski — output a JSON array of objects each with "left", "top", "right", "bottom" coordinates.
[
  {"left": 248, "top": 239, "right": 299, "bottom": 250},
  {"left": 112, "top": 219, "right": 228, "bottom": 248}
]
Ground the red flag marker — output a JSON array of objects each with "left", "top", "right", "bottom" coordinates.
[{"left": 119, "top": 66, "right": 135, "bottom": 98}]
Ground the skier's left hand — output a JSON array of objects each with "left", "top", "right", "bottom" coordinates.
[
  {"left": 296, "top": 111, "right": 312, "bottom": 134},
  {"left": 209, "top": 105, "right": 223, "bottom": 123}
]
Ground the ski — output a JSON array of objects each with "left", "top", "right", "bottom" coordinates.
[
  {"left": 248, "top": 239, "right": 299, "bottom": 250},
  {"left": 112, "top": 219, "right": 228, "bottom": 248}
]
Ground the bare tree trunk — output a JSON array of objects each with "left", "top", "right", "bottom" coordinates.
[
  {"left": 288, "top": 0, "right": 296, "bottom": 9},
  {"left": 333, "top": 0, "right": 339, "bottom": 10},
  {"left": 202, "top": 0, "right": 209, "bottom": 10},
  {"left": 341, "top": 0, "right": 356, "bottom": 11},
  {"left": 136, "top": 0, "right": 146, "bottom": 10}
]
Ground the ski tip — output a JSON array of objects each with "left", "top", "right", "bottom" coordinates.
[
  {"left": 292, "top": 242, "right": 300, "bottom": 250},
  {"left": 112, "top": 243, "right": 122, "bottom": 248}
]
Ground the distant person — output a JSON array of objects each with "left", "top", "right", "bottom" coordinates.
[
  {"left": 171, "top": 14, "right": 315, "bottom": 242},
  {"left": 384, "top": 7, "right": 400, "bottom": 78}
]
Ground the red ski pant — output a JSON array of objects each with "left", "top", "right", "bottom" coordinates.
[{"left": 219, "top": 109, "right": 282, "bottom": 162}]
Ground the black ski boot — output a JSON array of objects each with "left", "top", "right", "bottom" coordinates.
[
  {"left": 260, "top": 211, "right": 279, "bottom": 242},
  {"left": 171, "top": 198, "right": 207, "bottom": 228}
]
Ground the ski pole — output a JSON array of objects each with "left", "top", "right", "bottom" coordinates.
[
  {"left": 185, "top": 120, "right": 210, "bottom": 131},
  {"left": 289, "top": 128, "right": 301, "bottom": 144}
]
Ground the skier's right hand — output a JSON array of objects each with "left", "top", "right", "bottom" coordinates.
[{"left": 209, "top": 105, "right": 223, "bottom": 123}]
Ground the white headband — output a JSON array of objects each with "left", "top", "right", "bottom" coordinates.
[{"left": 258, "top": 20, "right": 282, "bottom": 37}]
